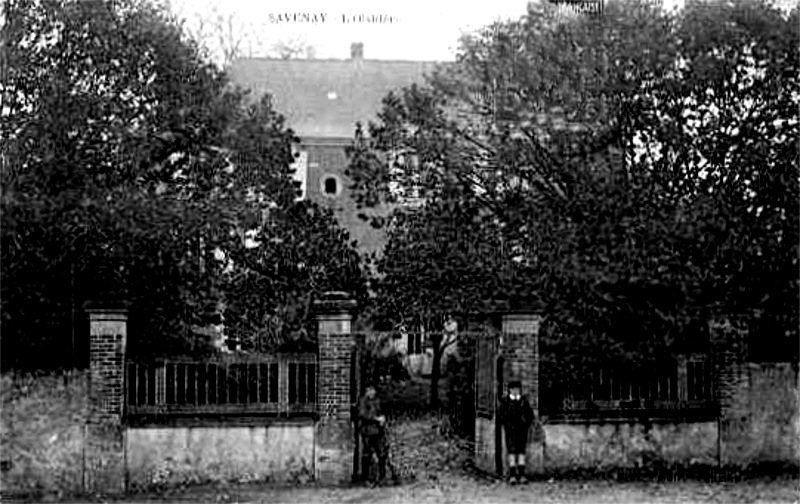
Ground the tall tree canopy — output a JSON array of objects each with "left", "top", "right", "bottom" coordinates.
[
  {"left": 1, "top": 0, "right": 366, "bottom": 370},
  {"left": 348, "top": 0, "right": 798, "bottom": 364}
]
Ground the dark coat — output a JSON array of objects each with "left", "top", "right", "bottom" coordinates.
[
  {"left": 499, "top": 394, "right": 534, "bottom": 454},
  {"left": 358, "top": 394, "right": 384, "bottom": 437},
  {"left": 499, "top": 394, "right": 534, "bottom": 434}
]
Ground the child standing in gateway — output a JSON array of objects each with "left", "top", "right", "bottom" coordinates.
[{"left": 499, "top": 380, "right": 534, "bottom": 484}]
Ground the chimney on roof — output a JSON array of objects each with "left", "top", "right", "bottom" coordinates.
[{"left": 350, "top": 42, "right": 364, "bottom": 60}]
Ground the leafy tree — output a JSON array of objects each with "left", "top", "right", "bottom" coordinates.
[
  {"left": 270, "top": 36, "right": 317, "bottom": 60},
  {"left": 179, "top": 0, "right": 258, "bottom": 67},
  {"left": 2, "top": 0, "right": 232, "bottom": 367},
  {"left": 370, "top": 192, "right": 506, "bottom": 407},
  {"left": 1, "top": 0, "right": 366, "bottom": 370},
  {"left": 348, "top": 0, "right": 799, "bottom": 370},
  {"left": 179, "top": 2, "right": 318, "bottom": 67}
]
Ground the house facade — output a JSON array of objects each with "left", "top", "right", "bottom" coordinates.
[{"left": 228, "top": 43, "right": 439, "bottom": 257}]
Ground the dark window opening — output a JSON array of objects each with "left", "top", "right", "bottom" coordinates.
[{"left": 324, "top": 177, "right": 337, "bottom": 195}]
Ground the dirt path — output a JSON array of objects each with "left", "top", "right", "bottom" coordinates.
[{"left": 122, "top": 474, "right": 799, "bottom": 504}]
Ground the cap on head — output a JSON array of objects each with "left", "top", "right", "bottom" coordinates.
[{"left": 508, "top": 380, "right": 522, "bottom": 390}]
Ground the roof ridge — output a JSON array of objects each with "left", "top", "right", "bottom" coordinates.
[{"left": 228, "top": 57, "right": 437, "bottom": 137}]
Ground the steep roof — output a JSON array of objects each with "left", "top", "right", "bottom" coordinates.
[{"left": 228, "top": 57, "right": 441, "bottom": 139}]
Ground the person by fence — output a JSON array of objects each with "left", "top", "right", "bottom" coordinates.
[
  {"left": 499, "top": 380, "right": 533, "bottom": 484},
  {"left": 357, "top": 384, "right": 388, "bottom": 486}
]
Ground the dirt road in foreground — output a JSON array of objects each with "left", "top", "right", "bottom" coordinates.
[{"left": 119, "top": 473, "right": 798, "bottom": 504}]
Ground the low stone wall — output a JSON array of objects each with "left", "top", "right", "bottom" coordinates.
[
  {"left": 536, "top": 362, "right": 800, "bottom": 470},
  {"left": 476, "top": 362, "right": 800, "bottom": 476},
  {"left": 126, "top": 420, "right": 315, "bottom": 489},
  {"left": 541, "top": 420, "right": 718, "bottom": 470},
  {"left": 478, "top": 415, "right": 719, "bottom": 476},
  {"left": 722, "top": 362, "right": 800, "bottom": 465},
  {"left": 0, "top": 373, "right": 87, "bottom": 498}
]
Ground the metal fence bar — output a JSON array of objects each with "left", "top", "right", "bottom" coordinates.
[
  {"left": 220, "top": 364, "right": 228, "bottom": 405},
  {"left": 136, "top": 366, "right": 141, "bottom": 405},
  {"left": 140, "top": 364, "right": 146, "bottom": 406},
  {"left": 156, "top": 365, "right": 165, "bottom": 404},
  {"left": 243, "top": 363, "right": 250, "bottom": 404},
  {"left": 656, "top": 369, "right": 662, "bottom": 400},
  {"left": 193, "top": 363, "right": 199, "bottom": 405},
  {"left": 298, "top": 362, "right": 303, "bottom": 403},
  {"left": 278, "top": 359, "right": 289, "bottom": 416},
  {"left": 172, "top": 363, "right": 178, "bottom": 404},
  {"left": 203, "top": 363, "right": 208, "bottom": 405},
  {"left": 259, "top": 363, "right": 265, "bottom": 403},
  {"left": 179, "top": 363, "right": 186, "bottom": 404}
]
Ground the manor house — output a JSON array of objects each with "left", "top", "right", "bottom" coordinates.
[{"left": 228, "top": 43, "right": 438, "bottom": 256}]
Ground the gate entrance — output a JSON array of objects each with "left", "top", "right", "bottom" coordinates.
[
  {"left": 494, "top": 355, "right": 505, "bottom": 475},
  {"left": 475, "top": 331, "right": 504, "bottom": 476},
  {"left": 350, "top": 334, "right": 367, "bottom": 481}
]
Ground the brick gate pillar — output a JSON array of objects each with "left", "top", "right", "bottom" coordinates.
[
  {"left": 710, "top": 316, "right": 749, "bottom": 466},
  {"left": 501, "top": 310, "right": 543, "bottom": 475},
  {"left": 84, "top": 303, "right": 128, "bottom": 495},
  {"left": 313, "top": 291, "right": 358, "bottom": 485}
]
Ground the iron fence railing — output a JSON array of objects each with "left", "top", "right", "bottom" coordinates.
[
  {"left": 126, "top": 354, "right": 317, "bottom": 418},
  {"left": 540, "top": 355, "right": 715, "bottom": 413}
]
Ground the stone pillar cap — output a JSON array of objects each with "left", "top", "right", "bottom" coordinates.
[
  {"left": 486, "top": 297, "right": 545, "bottom": 315},
  {"left": 83, "top": 300, "right": 131, "bottom": 313},
  {"left": 312, "top": 292, "right": 357, "bottom": 315},
  {"left": 501, "top": 311, "right": 543, "bottom": 318}
]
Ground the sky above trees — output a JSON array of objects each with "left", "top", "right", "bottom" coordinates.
[{"left": 170, "top": 0, "right": 690, "bottom": 64}]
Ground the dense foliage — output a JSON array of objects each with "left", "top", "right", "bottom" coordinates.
[
  {"left": 348, "top": 0, "right": 799, "bottom": 367},
  {"left": 1, "top": 0, "right": 366, "bottom": 369}
]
